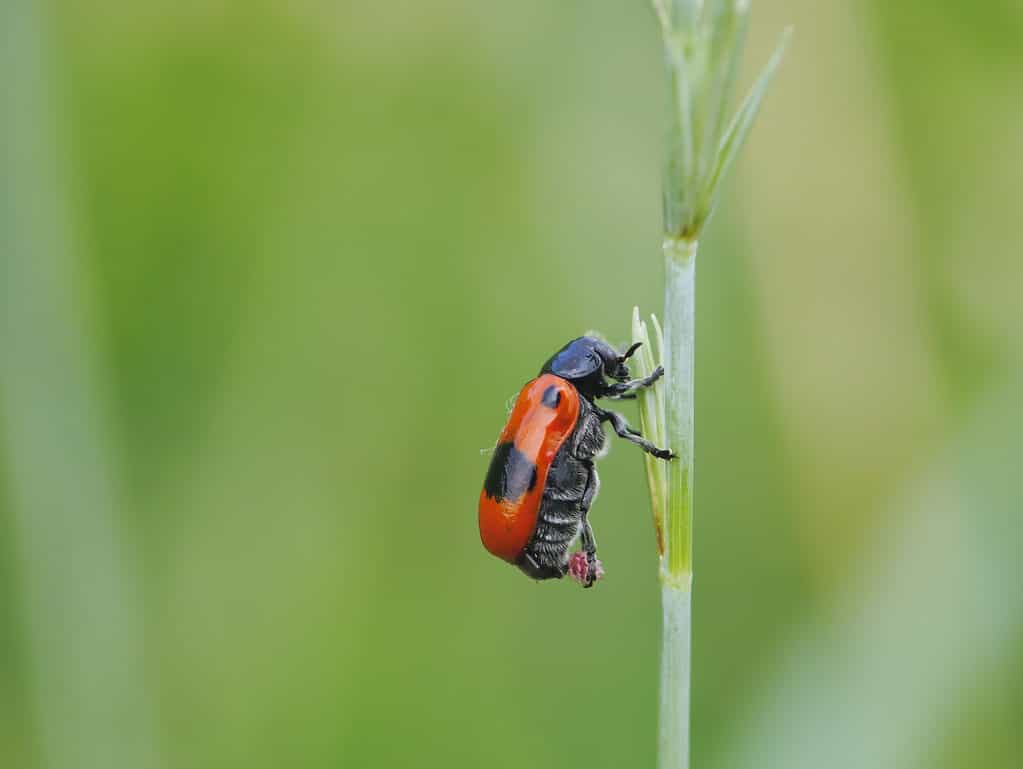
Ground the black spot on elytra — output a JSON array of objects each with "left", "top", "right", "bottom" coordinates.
[
  {"left": 484, "top": 442, "right": 538, "bottom": 502},
  {"left": 541, "top": 385, "right": 562, "bottom": 408}
]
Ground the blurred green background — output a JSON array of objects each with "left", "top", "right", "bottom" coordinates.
[{"left": 2, "top": 2, "right": 1021, "bottom": 768}]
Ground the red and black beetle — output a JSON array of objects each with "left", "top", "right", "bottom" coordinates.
[{"left": 478, "top": 336, "right": 674, "bottom": 587}]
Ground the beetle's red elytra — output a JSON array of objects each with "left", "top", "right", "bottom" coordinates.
[
  {"left": 479, "top": 374, "right": 579, "bottom": 562},
  {"left": 478, "top": 336, "right": 674, "bottom": 588}
]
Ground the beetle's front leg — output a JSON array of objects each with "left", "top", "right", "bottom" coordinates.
[
  {"left": 595, "top": 405, "right": 675, "bottom": 460},
  {"left": 604, "top": 365, "right": 664, "bottom": 399}
]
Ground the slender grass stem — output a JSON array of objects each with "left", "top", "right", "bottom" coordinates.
[
  {"left": 636, "top": 4, "right": 788, "bottom": 769},
  {"left": 657, "top": 238, "right": 696, "bottom": 769},
  {"left": 658, "top": 584, "right": 692, "bottom": 769},
  {"left": 662, "top": 238, "right": 697, "bottom": 583},
  {"left": 1, "top": 4, "right": 159, "bottom": 768}
]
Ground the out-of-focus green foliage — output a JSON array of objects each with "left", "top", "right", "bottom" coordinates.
[{"left": 1, "top": 2, "right": 1020, "bottom": 769}]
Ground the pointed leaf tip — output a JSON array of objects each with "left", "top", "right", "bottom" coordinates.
[{"left": 698, "top": 26, "right": 791, "bottom": 222}]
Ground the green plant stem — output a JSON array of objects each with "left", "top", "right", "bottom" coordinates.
[
  {"left": 658, "top": 583, "right": 692, "bottom": 769},
  {"left": 646, "top": 6, "right": 785, "bottom": 769},
  {"left": 1, "top": 3, "right": 159, "bottom": 768},
  {"left": 662, "top": 237, "right": 697, "bottom": 583},
  {"left": 658, "top": 236, "right": 697, "bottom": 769}
]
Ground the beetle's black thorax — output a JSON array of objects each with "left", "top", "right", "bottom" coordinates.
[{"left": 540, "top": 336, "right": 626, "bottom": 401}]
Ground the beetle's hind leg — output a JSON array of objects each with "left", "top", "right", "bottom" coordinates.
[
  {"left": 595, "top": 405, "right": 675, "bottom": 460},
  {"left": 578, "top": 518, "right": 601, "bottom": 588},
  {"left": 576, "top": 466, "right": 603, "bottom": 588}
]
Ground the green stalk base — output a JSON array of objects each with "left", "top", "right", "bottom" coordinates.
[{"left": 658, "top": 582, "right": 693, "bottom": 769}]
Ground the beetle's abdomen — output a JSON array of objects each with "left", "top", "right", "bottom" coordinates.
[
  {"left": 516, "top": 398, "right": 605, "bottom": 580},
  {"left": 479, "top": 374, "right": 580, "bottom": 562}
]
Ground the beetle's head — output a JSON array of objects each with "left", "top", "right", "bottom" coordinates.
[
  {"left": 541, "top": 336, "right": 642, "bottom": 398},
  {"left": 605, "top": 341, "right": 642, "bottom": 382}
]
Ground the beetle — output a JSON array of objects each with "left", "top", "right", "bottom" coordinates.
[{"left": 478, "top": 336, "right": 674, "bottom": 588}]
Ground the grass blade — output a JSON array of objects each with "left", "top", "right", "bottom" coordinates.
[{"left": 699, "top": 27, "right": 792, "bottom": 222}]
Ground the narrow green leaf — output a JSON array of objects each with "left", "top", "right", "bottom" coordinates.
[
  {"left": 699, "top": 3, "right": 750, "bottom": 178},
  {"left": 698, "top": 26, "right": 791, "bottom": 224},
  {"left": 664, "top": 36, "right": 696, "bottom": 235},
  {"left": 650, "top": 313, "right": 666, "bottom": 447},
  {"left": 668, "top": 0, "right": 702, "bottom": 34},
  {"left": 651, "top": 0, "right": 672, "bottom": 36},
  {"left": 633, "top": 307, "right": 668, "bottom": 556}
]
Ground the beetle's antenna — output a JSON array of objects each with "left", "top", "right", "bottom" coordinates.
[{"left": 620, "top": 341, "right": 643, "bottom": 362}]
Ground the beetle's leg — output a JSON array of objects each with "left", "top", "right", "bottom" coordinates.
[
  {"left": 595, "top": 405, "right": 675, "bottom": 460},
  {"left": 577, "top": 466, "right": 600, "bottom": 588},
  {"left": 604, "top": 365, "right": 664, "bottom": 398},
  {"left": 578, "top": 520, "right": 599, "bottom": 588}
]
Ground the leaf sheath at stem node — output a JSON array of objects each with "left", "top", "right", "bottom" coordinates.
[{"left": 662, "top": 242, "right": 696, "bottom": 580}]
